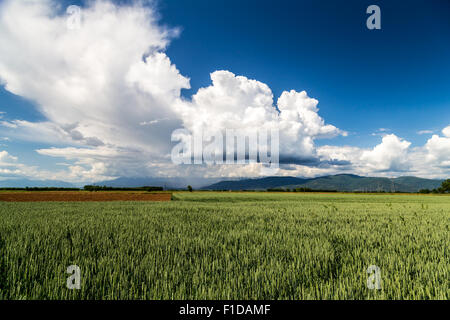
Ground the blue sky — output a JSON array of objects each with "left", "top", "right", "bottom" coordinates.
[
  {"left": 160, "top": 0, "right": 450, "bottom": 147},
  {"left": 0, "top": 0, "right": 449, "bottom": 183}
]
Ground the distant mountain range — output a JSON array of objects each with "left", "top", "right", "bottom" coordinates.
[
  {"left": 201, "top": 174, "right": 444, "bottom": 192},
  {"left": 93, "top": 177, "right": 221, "bottom": 190},
  {"left": 0, "top": 175, "right": 444, "bottom": 192},
  {"left": 0, "top": 179, "right": 77, "bottom": 188},
  {"left": 201, "top": 176, "right": 309, "bottom": 191}
]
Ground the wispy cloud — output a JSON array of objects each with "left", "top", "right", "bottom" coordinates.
[
  {"left": 371, "top": 128, "right": 391, "bottom": 136},
  {"left": 139, "top": 118, "right": 170, "bottom": 126},
  {"left": 0, "top": 121, "right": 17, "bottom": 128},
  {"left": 417, "top": 130, "right": 434, "bottom": 135}
]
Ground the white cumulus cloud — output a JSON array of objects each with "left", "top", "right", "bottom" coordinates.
[{"left": 360, "top": 134, "right": 411, "bottom": 172}]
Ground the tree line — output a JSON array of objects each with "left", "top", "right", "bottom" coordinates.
[{"left": 419, "top": 179, "right": 450, "bottom": 194}]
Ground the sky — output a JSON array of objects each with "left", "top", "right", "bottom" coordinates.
[{"left": 0, "top": 0, "right": 449, "bottom": 184}]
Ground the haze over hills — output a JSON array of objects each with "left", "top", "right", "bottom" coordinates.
[
  {"left": 0, "top": 179, "right": 77, "bottom": 188},
  {"left": 202, "top": 174, "right": 444, "bottom": 192},
  {"left": 93, "top": 177, "right": 221, "bottom": 190}
]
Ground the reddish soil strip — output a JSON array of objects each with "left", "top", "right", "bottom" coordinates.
[{"left": 0, "top": 192, "right": 172, "bottom": 202}]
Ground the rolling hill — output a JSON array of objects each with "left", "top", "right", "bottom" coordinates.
[
  {"left": 201, "top": 174, "right": 444, "bottom": 192},
  {"left": 202, "top": 176, "right": 309, "bottom": 191}
]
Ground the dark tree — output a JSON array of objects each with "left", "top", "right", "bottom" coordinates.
[
  {"left": 441, "top": 179, "right": 450, "bottom": 193},
  {"left": 187, "top": 185, "right": 193, "bottom": 192}
]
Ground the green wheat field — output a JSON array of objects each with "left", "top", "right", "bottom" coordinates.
[{"left": 0, "top": 192, "right": 448, "bottom": 300}]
